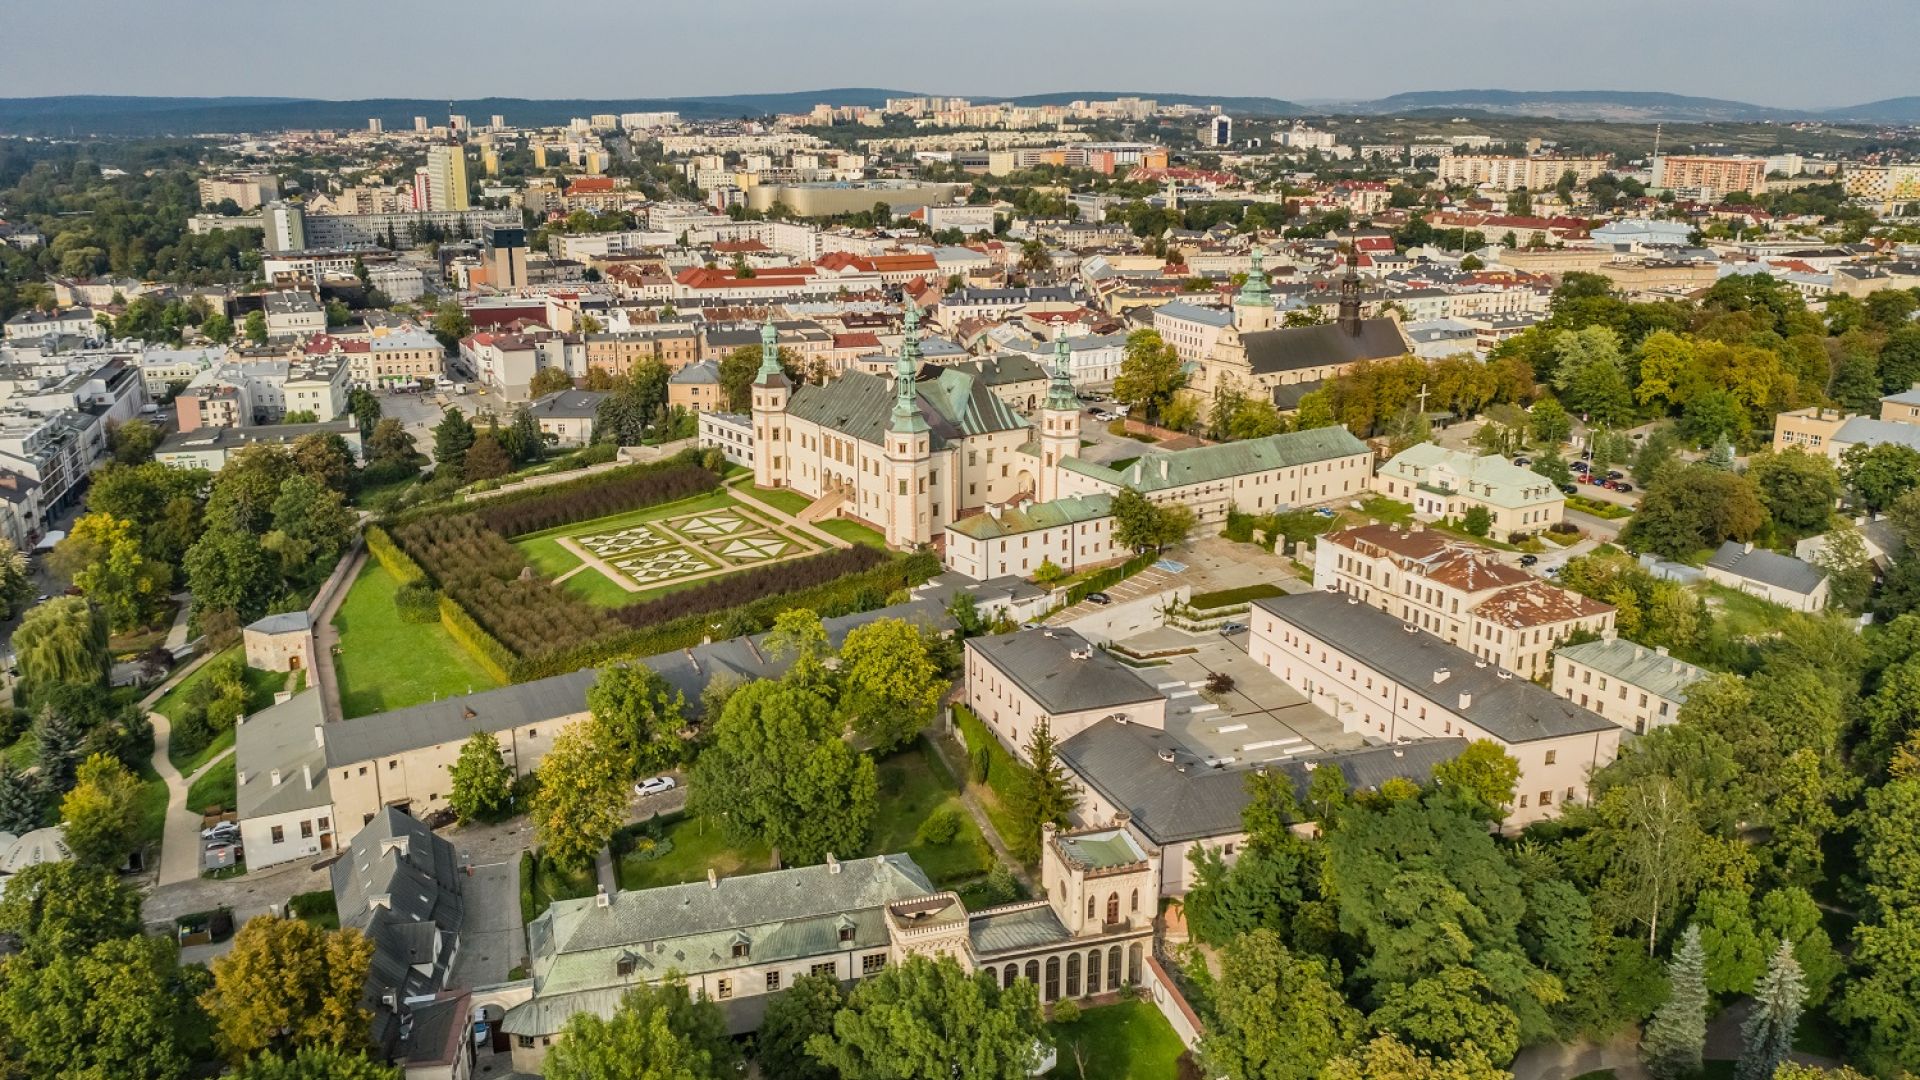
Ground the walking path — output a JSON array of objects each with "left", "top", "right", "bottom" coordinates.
[
  {"left": 310, "top": 546, "right": 366, "bottom": 725},
  {"left": 724, "top": 475, "right": 850, "bottom": 551},
  {"left": 924, "top": 712, "right": 1036, "bottom": 894},
  {"left": 137, "top": 651, "right": 223, "bottom": 889}
]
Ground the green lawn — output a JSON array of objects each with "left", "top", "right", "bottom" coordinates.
[
  {"left": 616, "top": 813, "right": 775, "bottom": 892},
  {"left": 153, "top": 646, "right": 290, "bottom": 773},
  {"left": 735, "top": 485, "right": 813, "bottom": 516},
  {"left": 951, "top": 707, "right": 1030, "bottom": 865},
  {"left": 1355, "top": 496, "right": 1415, "bottom": 527},
  {"left": 1048, "top": 1001, "right": 1185, "bottom": 1080},
  {"left": 131, "top": 764, "right": 168, "bottom": 851},
  {"left": 864, "top": 741, "right": 992, "bottom": 888},
  {"left": 818, "top": 518, "right": 889, "bottom": 549},
  {"left": 185, "top": 752, "right": 237, "bottom": 816},
  {"left": 522, "top": 852, "right": 599, "bottom": 924},
  {"left": 332, "top": 562, "right": 504, "bottom": 718}
]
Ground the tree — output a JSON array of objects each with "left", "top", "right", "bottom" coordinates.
[
  {"left": 60, "top": 753, "right": 142, "bottom": 868},
  {"left": 1529, "top": 397, "right": 1571, "bottom": 446},
  {"left": 462, "top": 430, "right": 512, "bottom": 482},
  {"left": 587, "top": 663, "right": 689, "bottom": 778},
  {"left": 0, "top": 539, "right": 31, "bottom": 621},
  {"left": 1111, "top": 486, "right": 1193, "bottom": 553},
  {"left": 201, "top": 917, "right": 375, "bottom": 1062},
  {"left": 806, "top": 954, "right": 1045, "bottom": 1080},
  {"left": 448, "top": 732, "right": 514, "bottom": 824},
  {"left": 0, "top": 860, "right": 143, "bottom": 958},
  {"left": 243, "top": 309, "right": 268, "bottom": 345},
  {"left": 1369, "top": 965, "right": 1520, "bottom": 1065},
  {"left": 365, "top": 418, "right": 419, "bottom": 473},
  {"left": 689, "top": 679, "right": 878, "bottom": 864},
  {"left": 56, "top": 512, "right": 170, "bottom": 633},
  {"left": 201, "top": 310, "right": 234, "bottom": 344},
  {"left": 345, "top": 387, "right": 381, "bottom": 438},
  {"left": 1735, "top": 940, "right": 1804, "bottom": 1080},
  {"left": 1842, "top": 442, "right": 1920, "bottom": 513},
  {"left": 838, "top": 618, "right": 944, "bottom": 753},
  {"left": 532, "top": 725, "right": 630, "bottom": 868},
  {"left": 504, "top": 404, "right": 544, "bottom": 464},
  {"left": 1754, "top": 887, "right": 1842, "bottom": 1008},
  {"left": 1460, "top": 505, "right": 1492, "bottom": 537},
  {"left": 544, "top": 978, "right": 733, "bottom": 1080},
  {"left": 1198, "top": 928, "right": 1365, "bottom": 1080},
  {"left": 1010, "top": 719, "right": 1076, "bottom": 862},
  {"left": 1621, "top": 463, "right": 1766, "bottom": 560},
  {"left": 1431, "top": 740, "right": 1518, "bottom": 819},
  {"left": 1112, "top": 329, "right": 1185, "bottom": 424},
  {"left": 1745, "top": 449, "right": 1838, "bottom": 538},
  {"left": 1811, "top": 521, "right": 1873, "bottom": 613},
  {"left": 431, "top": 408, "right": 475, "bottom": 473},
  {"left": 267, "top": 475, "right": 355, "bottom": 588},
  {"left": 12, "top": 596, "right": 109, "bottom": 702},
  {"left": 1835, "top": 904, "right": 1920, "bottom": 1075},
  {"left": 293, "top": 432, "right": 358, "bottom": 494},
  {"left": 430, "top": 300, "right": 472, "bottom": 351},
  {"left": 529, "top": 366, "right": 574, "bottom": 398},
  {"left": 1693, "top": 887, "right": 1765, "bottom": 995},
  {"left": 0, "top": 758, "right": 41, "bottom": 833},
  {"left": 1322, "top": 1034, "right": 1507, "bottom": 1080},
  {"left": 229, "top": 1047, "right": 401, "bottom": 1080},
  {"left": 31, "top": 706, "right": 83, "bottom": 791},
  {"left": 0, "top": 933, "right": 198, "bottom": 1080},
  {"left": 758, "top": 973, "right": 844, "bottom": 1080},
  {"left": 1640, "top": 925, "right": 1708, "bottom": 1080},
  {"left": 110, "top": 418, "right": 162, "bottom": 465},
  {"left": 185, "top": 528, "right": 273, "bottom": 625}
]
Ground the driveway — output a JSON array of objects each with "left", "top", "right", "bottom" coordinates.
[{"left": 450, "top": 860, "right": 524, "bottom": 988}]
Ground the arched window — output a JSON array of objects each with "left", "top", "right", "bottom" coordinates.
[
  {"left": 1066, "top": 953, "right": 1081, "bottom": 998},
  {"left": 1105, "top": 892, "right": 1119, "bottom": 924},
  {"left": 1107, "top": 946, "right": 1122, "bottom": 991},
  {"left": 1024, "top": 959, "right": 1039, "bottom": 986},
  {"left": 1130, "top": 888, "right": 1140, "bottom": 913},
  {"left": 1003, "top": 964, "right": 1017, "bottom": 989},
  {"left": 1086, "top": 949, "right": 1101, "bottom": 994},
  {"left": 1085, "top": 896, "right": 1095, "bottom": 921},
  {"left": 1044, "top": 957, "right": 1060, "bottom": 1002},
  {"left": 1127, "top": 943, "right": 1143, "bottom": 985}
]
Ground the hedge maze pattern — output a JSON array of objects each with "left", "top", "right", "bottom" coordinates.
[{"left": 571, "top": 504, "right": 820, "bottom": 590}]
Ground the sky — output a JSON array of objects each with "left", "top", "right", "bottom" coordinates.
[{"left": 1, "top": 0, "right": 1912, "bottom": 109}]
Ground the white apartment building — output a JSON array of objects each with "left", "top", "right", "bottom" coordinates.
[{"left": 1551, "top": 634, "right": 1709, "bottom": 736}]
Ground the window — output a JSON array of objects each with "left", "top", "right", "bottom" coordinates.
[
  {"left": 811, "top": 962, "right": 837, "bottom": 977},
  {"left": 863, "top": 953, "right": 887, "bottom": 975},
  {"left": 1106, "top": 893, "right": 1120, "bottom": 924},
  {"left": 300, "top": 820, "right": 313, "bottom": 839},
  {"left": 271, "top": 826, "right": 284, "bottom": 844},
  {"left": 518, "top": 1036, "right": 535, "bottom": 1049},
  {"left": 1131, "top": 889, "right": 1140, "bottom": 913},
  {"left": 838, "top": 926, "right": 855, "bottom": 944},
  {"left": 766, "top": 971, "right": 781, "bottom": 992},
  {"left": 1540, "top": 790, "right": 1554, "bottom": 806},
  {"left": 716, "top": 979, "right": 732, "bottom": 1000},
  {"left": 731, "top": 941, "right": 749, "bottom": 959},
  {"left": 528, "top": 728, "right": 537, "bottom": 738},
  {"left": 1543, "top": 749, "right": 1557, "bottom": 766},
  {"left": 1086, "top": 897, "right": 1096, "bottom": 920},
  {"left": 617, "top": 957, "right": 637, "bottom": 976},
  {"left": 387, "top": 760, "right": 397, "bottom": 770}
]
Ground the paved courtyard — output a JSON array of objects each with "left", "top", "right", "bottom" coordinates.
[{"left": 449, "top": 861, "right": 524, "bottom": 987}]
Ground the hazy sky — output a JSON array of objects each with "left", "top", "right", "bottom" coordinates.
[{"left": 2, "top": 0, "right": 1912, "bottom": 109}]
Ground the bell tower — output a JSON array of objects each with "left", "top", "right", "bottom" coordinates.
[
  {"left": 884, "top": 302, "right": 934, "bottom": 548},
  {"left": 1338, "top": 230, "right": 1364, "bottom": 337},
  {"left": 1037, "top": 332, "right": 1080, "bottom": 502},
  {"left": 750, "top": 317, "right": 790, "bottom": 489},
  {"left": 1233, "top": 247, "right": 1275, "bottom": 333}
]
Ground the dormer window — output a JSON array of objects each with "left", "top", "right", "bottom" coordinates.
[
  {"left": 731, "top": 941, "right": 750, "bottom": 959},
  {"left": 616, "top": 956, "right": 637, "bottom": 976}
]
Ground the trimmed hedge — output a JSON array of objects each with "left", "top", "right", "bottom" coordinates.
[
  {"left": 438, "top": 595, "right": 515, "bottom": 686},
  {"left": 480, "top": 464, "right": 721, "bottom": 538},
  {"left": 1065, "top": 550, "right": 1159, "bottom": 605},
  {"left": 609, "top": 545, "right": 889, "bottom": 629},
  {"left": 365, "top": 526, "right": 426, "bottom": 587}
]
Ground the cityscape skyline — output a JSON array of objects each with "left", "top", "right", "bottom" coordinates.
[{"left": 2, "top": 0, "right": 1915, "bottom": 109}]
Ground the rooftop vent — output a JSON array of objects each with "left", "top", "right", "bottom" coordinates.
[
  {"left": 1457, "top": 691, "right": 1473, "bottom": 709},
  {"left": 1432, "top": 667, "right": 1451, "bottom": 684},
  {"left": 1157, "top": 748, "right": 1177, "bottom": 764},
  {"left": 595, "top": 885, "right": 609, "bottom": 909},
  {"left": 1496, "top": 669, "right": 1514, "bottom": 681},
  {"left": 1069, "top": 647, "right": 1093, "bottom": 661},
  {"left": 826, "top": 853, "right": 841, "bottom": 875}
]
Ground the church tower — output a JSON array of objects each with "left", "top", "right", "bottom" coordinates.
[
  {"left": 1233, "top": 247, "right": 1276, "bottom": 333},
  {"left": 1037, "top": 333, "right": 1081, "bottom": 502},
  {"left": 1338, "top": 231, "right": 1364, "bottom": 337},
  {"left": 884, "top": 302, "right": 934, "bottom": 549},
  {"left": 750, "top": 317, "right": 791, "bottom": 489}
]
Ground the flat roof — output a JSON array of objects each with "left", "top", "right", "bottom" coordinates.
[{"left": 965, "top": 628, "right": 1164, "bottom": 717}]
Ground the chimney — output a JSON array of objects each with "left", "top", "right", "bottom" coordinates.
[
  {"left": 303, "top": 763, "right": 314, "bottom": 790},
  {"left": 707, "top": 869, "right": 719, "bottom": 889},
  {"left": 1432, "top": 667, "right": 1451, "bottom": 684},
  {"left": 1742, "top": 542, "right": 1754, "bottom": 555},
  {"left": 1457, "top": 691, "right": 1473, "bottom": 709},
  {"left": 313, "top": 724, "right": 325, "bottom": 749},
  {"left": 1655, "top": 645, "right": 1669, "bottom": 657},
  {"left": 270, "top": 768, "right": 282, "bottom": 787},
  {"left": 1601, "top": 627, "right": 1617, "bottom": 642},
  {"left": 595, "top": 885, "right": 610, "bottom": 909},
  {"left": 826, "top": 853, "right": 841, "bottom": 875}
]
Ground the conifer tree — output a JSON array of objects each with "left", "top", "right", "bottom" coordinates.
[
  {"left": 1642, "top": 925, "right": 1709, "bottom": 1080},
  {"left": 1736, "top": 939, "right": 1805, "bottom": 1080}
]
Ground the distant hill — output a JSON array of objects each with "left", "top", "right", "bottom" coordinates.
[
  {"left": 1331, "top": 89, "right": 1813, "bottom": 123},
  {"left": 1828, "top": 96, "right": 1920, "bottom": 123}
]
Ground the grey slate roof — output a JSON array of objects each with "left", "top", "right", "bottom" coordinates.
[
  {"left": 234, "top": 689, "right": 330, "bottom": 820},
  {"left": 1705, "top": 541, "right": 1828, "bottom": 596},
  {"left": 968, "top": 902, "right": 1073, "bottom": 956},
  {"left": 945, "top": 353, "right": 1049, "bottom": 388},
  {"left": 1836, "top": 415, "right": 1920, "bottom": 452},
  {"left": 245, "top": 610, "right": 311, "bottom": 635},
  {"left": 786, "top": 367, "right": 1028, "bottom": 451},
  {"left": 1155, "top": 301, "right": 1234, "bottom": 328},
  {"left": 1056, "top": 717, "right": 1465, "bottom": 844},
  {"left": 528, "top": 388, "right": 608, "bottom": 418},
  {"left": 1112, "top": 426, "right": 1369, "bottom": 494},
  {"left": 1254, "top": 591, "right": 1615, "bottom": 743},
  {"left": 330, "top": 808, "right": 465, "bottom": 1056},
  {"left": 1241, "top": 317, "right": 1409, "bottom": 375},
  {"left": 965, "top": 628, "right": 1164, "bottom": 717}
]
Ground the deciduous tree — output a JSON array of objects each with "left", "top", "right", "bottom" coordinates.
[
  {"left": 806, "top": 954, "right": 1044, "bottom": 1080},
  {"left": 532, "top": 725, "right": 630, "bottom": 868},
  {"left": 758, "top": 973, "right": 844, "bottom": 1080},
  {"left": 229, "top": 1047, "right": 400, "bottom": 1080},
  {"left": 0, "top": 860, "right": 143, "bottom": 958},
  {"left": 1198, "top": 928, "right": 1364, "bottom": 1080},
  {"left": 12, "top": 596, "right": 109, "bottom": 701},
  {"left": 60, "top": 753, "right": 142, "bottom": 868},
  {"left": 448, "top": 732, "right": 514, "bottom": 824},
  {"left": 1113, "top": 329, "right": 1185, "bottom": 424},
  {"left": 200, "top": 917, "right": 374, "bottom": 1062},
  {"left": 587, "top": 663, "right": 689, "bottom": 777},
  {"left": 0, "top": 933, "right": 198, "bottom": 1080}
]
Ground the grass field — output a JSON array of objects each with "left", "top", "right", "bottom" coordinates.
[
  {"left": 332, "top": 562, "right": 503, "bottom": 718},
  {"left": 616, "top": 813, "right": 776, "bottom": 892},
  {"left": 818, "top": 517, "right": 889, "bottom": 549},
  {"left": 735, "top": 485, "right": 814, "bottom": 516},
  {"left": 186, "top": 752, "right": 237, "bottom": 816},
  {"left": 863, "top": 740, "right": 992, "bottom": 888},
  {"left": 132, "top": 763, "right": 168, "bottom": 850},
  {"left": 1048, "top": 1001, "right": 1185, "bottom": 1080},
  {"left": 522, "top": 851, "right": 599, "bottom": 924}
]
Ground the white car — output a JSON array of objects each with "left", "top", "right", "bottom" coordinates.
[
  {"left": 634, "top": 776, "right": 677, "bottom": 797},
  {"left": 201, "top": 822, "right": 240, "bottom": 841}
]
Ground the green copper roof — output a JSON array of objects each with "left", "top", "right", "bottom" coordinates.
[
  {"left": 752, "top": 317, "right": 786, "bottom": 386},
  {"left": 1115, "top": 426, "right": 1369, "bottom": 493},
  {"left": 1045, "top": 334, "right": 1078, "bottom": 411},
  {"left": 892, "top": 301, "right": 929, "bottom": 433},
  {"left": 1055, "top": 829, "right": 1147, "bottom": 871},
  {"left": 946, "top": 493, "right": 1115, "bottom": 541},
  {"left": 1235, "top": 248, "right": 1273, "bottom": 309}
]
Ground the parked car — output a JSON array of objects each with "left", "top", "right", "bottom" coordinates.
[
  {"left": 1571, "top": 460, "right": 1591, "bottom": 472},
  {"left": 1512, "top": 456, "right": 1531, "bottom": 466},
  {"left": 1605, "top": 470, "right": 1625, "bottom": 481},
  {"left": 1588, "top": 475, "right": 1611, "bottom": 486},
  {"left": 1218, "top": 621, "right": 1248, "bottom": 635},
  {"left": 1314, "top": 506, "right": 1338, "bottom": 518},
  {"left": 1085, "top": 591, "right": 1112, "bottom": 605},
  {"left": 1609, "top": 481, "right": 1634, "bottom": 493},
  {"left": 1090, "top": 410, "right": 1114, "bottom": 422},
  {"left": 1518, "top": 554, "right": 1539, "bottom": 568},
  {"left": 635, "top": 776, "right": 677, "bottom": 798},
  {"left": 1558, "top": 483, "right": 1579, "bottom": 495},
  {"left": 201, "top": 822, "right": 240, "bottom": 842},
  {"left": 1546, "top": 565, "right": 1564, "bottom": 576}
]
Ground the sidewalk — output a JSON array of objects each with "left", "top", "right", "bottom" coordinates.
[{"left": 148, "top": 711, "right": 207, "bottom": 887}]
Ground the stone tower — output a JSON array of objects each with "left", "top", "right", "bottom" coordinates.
[
  {"left": 1037, "top": 332, "right": 1081, "bottom": 502},
  {"left": 884, "top": 302, "right": 934, "bottom": 548},
  {"left": 1338, "top": 231, "right": 1364, "bottom": 337},
  {"left": 1233, "top": 247, "right": 1276, "bottom": 333},
  {"left": 750, "top": 316, "right": 790, "bottom": 489}
]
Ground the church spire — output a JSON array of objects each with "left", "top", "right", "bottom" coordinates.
[
  {"left": 1236, "top": 247, "right": 1273, "bottom": 309},
  {"left": 752, "top": 315, "right": 786, "bottom": 385},
  {"left": 1046, "top": 330, "right": 1078, "bottom": 410},
  {"left": 891, "top": 300, "right": 928, "bottom": 433},
  {"left": 1338, "top": 229, "right": 1363, "bottom": 337}
]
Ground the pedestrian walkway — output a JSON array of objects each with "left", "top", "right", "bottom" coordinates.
[
  {"left": 310, "top": 546, "right": 366, "bottom": 724},
  {"left": 723, "top": 475, "right": 849, "bottom": 551},
  {"left": 137, "top": 651, "right": 223, "bottom": 888}
]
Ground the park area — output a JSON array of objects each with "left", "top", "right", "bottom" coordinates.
[
  {"left": 331, "top": 561, "right": 504, "bottom": 718},
  {"left": 513, "top": 490, "right": 827, "bottom": 605}
]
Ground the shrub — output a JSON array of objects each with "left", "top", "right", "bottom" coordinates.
[
  {"left": 476, "top": 461, "right": 720, "bottom": 538},
  {"left": 1050, "top": 997, "right": 1081, "bottom": 1025},
  {"left": 393, "top": 581, "right": 440, "bottom": 624},
  {"left": 517, "top": 850, "right": 537, "bottom": 924},
  {"left": 915, "top": 807, "right": 962, "bottom": 846},
  {"left": 969, "top": 744, "right": 989, "bottom": 784},
  {"left": 608, "top": 545, "right": 891, "bottom": 630},
  {"left": 365, "top": 526, "right": 426, "bottom": 587},
  {"left": 287, "top": 890, "right": 336, "bottom": 921}
]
